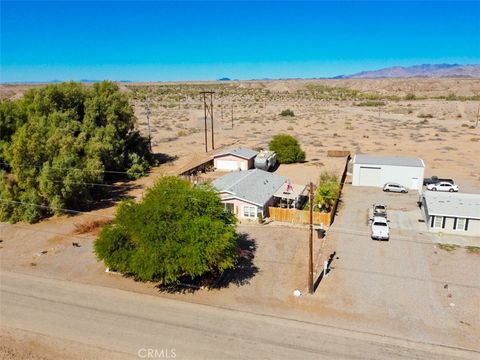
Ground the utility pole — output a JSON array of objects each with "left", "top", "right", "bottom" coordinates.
[
  {"left": 144, "top": 97, "right": 152, "bottom": 151},
  {"left": 308, "top": 181, "right": 314, "bottom": 294},
  {"left": 476, "top": 105, "right": 479, "bottom": 128},
  {"left": 200, "top": 91, "right": 215, "bottom": 151},
  {"left": 231, "top": 104, "right": 234, "bottom": 129}
]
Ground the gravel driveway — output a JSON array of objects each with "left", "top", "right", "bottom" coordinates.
[{"left": 317, "top": 185, "right": 480, "bottom": 351}]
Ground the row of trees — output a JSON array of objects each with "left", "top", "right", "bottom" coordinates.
[{"left": 0, "top": 81, "right": 153, "bottom": 223}]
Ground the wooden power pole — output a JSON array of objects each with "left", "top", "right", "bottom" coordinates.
[
  {"left": 308, "top": 181, "right": 314, "bottom": 294},
  {"left": 200, "top": 91, "right": 215, "bottom": 151}
]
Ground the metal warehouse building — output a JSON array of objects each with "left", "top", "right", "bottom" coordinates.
[{"left": 352, "top": 154, "right": 425, "bottom": 190}]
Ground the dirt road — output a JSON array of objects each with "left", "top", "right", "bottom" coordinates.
[{"left": 1, "top": 271, "right": 477, "bottom": 360}]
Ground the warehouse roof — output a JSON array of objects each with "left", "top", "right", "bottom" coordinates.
[
  {"left": 214, "top": 147, "right": 258, "bottom": 160},
  {"left": 354, "top": 154, "right": 424, "bottom": 168},
  {"left": 212, "top": 169, "right": 287, "bottom": 206},
  {"left": 423, "top": 192, "right": 480, "bottom": 220}
]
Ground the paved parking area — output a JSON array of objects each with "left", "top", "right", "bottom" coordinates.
[{"left": 317, "top": 185, "right": 480, "bottom": 351}]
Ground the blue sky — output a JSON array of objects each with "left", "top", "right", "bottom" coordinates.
[{"left": 1, "top": 1, "right": 479, "bottom": 82}]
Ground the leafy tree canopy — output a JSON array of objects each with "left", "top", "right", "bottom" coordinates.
[
  {"left": 314, "top": 171, "right": 340, "bottom": 212},
  {"left": 268, "top": 134, "right": 305, "bottom": 164},
  {"left": 0, "top": 81, "right": 153, "bottom": 223},
  {"left": 94, "top": 176, "right": 238, "bottom": 284}
]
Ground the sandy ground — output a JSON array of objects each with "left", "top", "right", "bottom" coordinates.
[{"left": 1, "top": 78, "right": 480, "bottom": 357}]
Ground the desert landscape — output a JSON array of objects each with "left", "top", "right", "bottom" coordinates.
[
  {"left": 125, "top": 78, "right": 480, "bottom": 188},
  {"left": 1, "top": 78, "right": 479, "bottom": 358}
]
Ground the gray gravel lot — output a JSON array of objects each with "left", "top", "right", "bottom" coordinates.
[{"left": 318, "top": 185, "right": 480, "bottom": 351}]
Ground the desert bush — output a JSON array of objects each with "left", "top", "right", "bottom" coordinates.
[
  {"left": 279, "top": 109, "right": 295, "bottom": 117},
  {"left": 418, "top": 113, "right": 433, "bottom": 119},
  {"left": 94, "top": 176, "right": 238, "bottom": 284},
  {"left": 268, "top": 134, "right": 305, "bottom": 164},
  {"left": 404, "top": 93, "right": 417, "bottom": 100}
]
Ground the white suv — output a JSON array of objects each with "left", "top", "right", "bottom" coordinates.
[{"left": 426, "top": 181, "right": 459, "bottom": 192}]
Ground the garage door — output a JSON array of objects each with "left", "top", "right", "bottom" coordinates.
[
  {"left": 216, "top": 160, "right": 241, "bottom": 171},
  {"left": 359, "top": 166, "right": 382, "bottom": 187}
]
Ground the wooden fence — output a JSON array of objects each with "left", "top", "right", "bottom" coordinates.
[
  {"left": 268, "top": 207, "right": 330, "bottom": 226},
  {"left": 268, "top": 155, "right": 351, "bottom": 227},
  {"left": 329, "top": 154, "right": 351, "bottom": 225}
]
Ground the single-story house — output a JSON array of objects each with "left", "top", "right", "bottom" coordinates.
[
  {"left": 213, "top": 148, "right": 258, "bottom": 172},
  {"left": 352, "top": 154, "right": 425, "bottom": 190},
  {"left": 421, "top": 192, "right": 480, "bottom": 237},
  {"left": 212, "top": 169, "right": 287, "bottom": 219}
]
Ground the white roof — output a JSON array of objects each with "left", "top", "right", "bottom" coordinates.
[
  {"left": 214, "top": 147, "right": 258, "bottom": 160},
  {"left": 424, "top": 192, "right": 480, "bottom": 220},
  {"left": 354, "top": 154, "right": 424, "bottom": 168}
]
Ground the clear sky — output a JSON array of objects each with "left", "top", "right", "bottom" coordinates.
[{"left": 1, "top": 1, "right": 479, "bottom": 82}]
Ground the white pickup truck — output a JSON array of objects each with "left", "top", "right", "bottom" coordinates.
[{"left": 371, "top": 216, "right": 389, "bottom": 241}]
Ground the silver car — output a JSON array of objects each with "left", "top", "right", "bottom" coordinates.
[{"left": 383, "top": 182, "right": 408, "bottom": 193}]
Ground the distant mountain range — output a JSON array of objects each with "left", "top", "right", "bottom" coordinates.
[{"left": 336, "top": 64, "right": 480, "bottom": 79}]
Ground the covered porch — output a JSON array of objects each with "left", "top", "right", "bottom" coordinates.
[{"left": 273, "top": 183, "right": 308, "bottom": 209}]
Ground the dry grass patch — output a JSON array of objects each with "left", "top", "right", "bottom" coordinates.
[
  {"left": 74, "top": 218, "right": 112, "bottom": 235},
  {"left": 437, "top": 243, "right": 459, "bottom": 252},
  {"left": 465, "top": 246, "right": 480, "bottom": 254}
]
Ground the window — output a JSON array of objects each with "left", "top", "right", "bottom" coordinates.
[
  {"left": 454, "top": 218, "right": 468, "bottom": 231},
  {"left": 225, "top": 203, "right": 234, "bottom": 214},
  {"left": 243, "top": 206, "right": 256, "bottom": 218},
  {"left": 432, "top": 216, "right": 444, "bottom": 229}
]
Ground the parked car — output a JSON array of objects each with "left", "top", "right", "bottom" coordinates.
[
  {"left": 426, "top": 181, "right": 459, "bottom": 192},
  {"left": 423, "top": 176, "right": 454, "bottom": 186},
  {"left": 371, "top": 216, "right": 389, "bottom": 241},
  {"left": 373, "top": 204, "right": 387, "bottom": 218},
  {"left": 383, "top": 182, "right": 408, "bottom": 193}
]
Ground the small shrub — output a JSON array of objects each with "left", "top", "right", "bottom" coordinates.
[
  {"left": 279, "top": 109, "right": 295, "bottom": 117},
  {"left": 418, "top": 113, "right": 433, "bottom": 119},
  {"left": 404, "top": 93, "right": 417, "bottom": 100}
]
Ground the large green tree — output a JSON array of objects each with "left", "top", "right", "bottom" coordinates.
[
  {"left": 268, "top": 134, "right": 305, "bottom": 164},
  {"left": 94, "top": 177, "right": 238, "bottom": 284},
  {"left": 0, "top": 81, "right": 153, "bottom": 223}
]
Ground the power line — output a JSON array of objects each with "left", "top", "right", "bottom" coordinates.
[
  {"left": 49, "top": 180, "right": 134, "bottom": 189},
  {"left": 0, "top": 162, "right": 134, "bottom": 175},
  {"left": 0, "top": 199, "right": 114, "bottom": 219}
]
